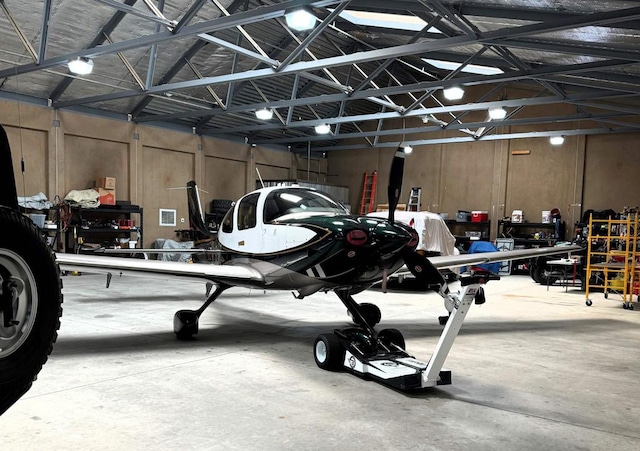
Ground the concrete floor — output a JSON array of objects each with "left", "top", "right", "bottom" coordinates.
[{"left": 2, "top": 272, "right": 640, "bottom": 450}]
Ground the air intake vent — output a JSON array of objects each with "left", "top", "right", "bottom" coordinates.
[{"left": 159, "top": 208, "right": 176, "bottom": 226}]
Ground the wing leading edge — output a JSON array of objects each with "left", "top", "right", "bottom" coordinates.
[
  {"left": 427, "top": 245, "right": 582, "bottom": 270},
  {"left": 55, "top": 253, "right": 265, "bottom": 288}
]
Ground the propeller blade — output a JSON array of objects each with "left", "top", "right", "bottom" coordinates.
[
  {"left": 401, "top": 248, "right": 448, "bottom": 293},
  {"left": 387, "top": 148, "right": 406, "bottom": 224}
]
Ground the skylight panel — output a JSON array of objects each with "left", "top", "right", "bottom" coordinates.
[
  {"left": 338, "top": 10, "right": 441, "bottom": 33},
  {"left": 422, "top": 58, "right": 504, "bottom": 75}
]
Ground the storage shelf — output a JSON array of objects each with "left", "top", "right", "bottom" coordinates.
[{"left": 64, "top": 205, "right": 143, "bottom": 252}]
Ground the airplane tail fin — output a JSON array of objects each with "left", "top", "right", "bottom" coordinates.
[{"left": 186, "top": 180, "right": 215, "bottom": 239}]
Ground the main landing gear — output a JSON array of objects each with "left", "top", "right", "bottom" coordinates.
[
  {"left": 313, "top": 272, "right": 499, "bottom": 391},
  {"left": 173, "top": 283, "right": 230, "bottom": 340}
]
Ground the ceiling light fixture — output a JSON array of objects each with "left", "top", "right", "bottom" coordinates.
[
  {"left": 401, "top": 143, "right": 413, "bottom": 154},
  {"left": 68, "top": 57, "right": 94, "bottom": 75},
  {"left": 550, "top": 136, "right": 565, "bottom": 146},
  {"left": 255, "top": 108, "right": 273, "bottom": 120},
  {"left": 443, "top": 86, "right": 464, "bottom": 101},
  {"left": 315, "top": 123, "right": 331, "bottom": 134},
  {"left": 488, "top": 106, "right": 507, "bottom": 120},
  {"left": 285, "top": 9, "right": 316, "bottom": 31}
]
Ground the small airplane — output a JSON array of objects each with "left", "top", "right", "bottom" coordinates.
[{"left": 55, "top": 150, "right": 581, "bottom": 390}]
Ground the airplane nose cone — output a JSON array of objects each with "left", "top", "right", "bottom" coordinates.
[{"left": 372, "top": 221, "right": 414, "bottom": 250}]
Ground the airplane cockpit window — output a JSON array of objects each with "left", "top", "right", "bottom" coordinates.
[
  {"left": 263, "top": 188, "right": 348, "bottom": 222},
  {"left": 238, "top": 193, "right": 259, "bottom": 230},
  {"left": 221, "top": 205, "right": 234, "bottom": 233}
]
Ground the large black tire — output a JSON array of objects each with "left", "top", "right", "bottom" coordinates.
[
  {"left": 0, "top": 208, "right": 62, "bottom": 415},
  {"left": 313, "top": 333, "right": 345, "bottom": 371},
  {"left": 530, "top": 261, "right": 559, "bottom": 286}
]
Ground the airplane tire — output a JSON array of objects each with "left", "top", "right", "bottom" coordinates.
[
  {"left": 313, "top": 333, "right": 344, "bottom": 371},
  {"left": 378, "top": 328, "right": 405, "bottom": 350},
  {"left": 0, "top": 207, "right": 62, "bottom": 414},
  {"left": 358, "top": 302, "right": 381, "bottom": 327},
  {"left": 173, "top": 310, "right": 199, "bottom": 340}
]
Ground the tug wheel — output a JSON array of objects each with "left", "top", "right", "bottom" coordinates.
[
  {"left": 0, "top": 208, "right": 62, "bottom": 414},
  {"left": 313, "top": 333, "right": 344, "bottom": 371},
  {"left": 378, "top": 328, "right": 405, "bottom": 351}
]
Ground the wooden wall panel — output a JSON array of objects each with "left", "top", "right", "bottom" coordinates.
[
  {"left": 142, "top": 146, "right": 195, "bottom": 246},
  {"left": 64, "top": 135, "right": 129, "bottom": 198},
  {"left": 438, "top": 141, "right": 495, "bottom": 217},
  {"left": 505, "top": 136, "right": 582, "bottom": 226},
  {"left": 6, "top": 126, "right": 49, "bottom": 200},
  {"left": 204, "top": 155, "right": 247, "bottom": 205},
  {"left": 583, "top": 133, "right": 640, "bottom": 213}
]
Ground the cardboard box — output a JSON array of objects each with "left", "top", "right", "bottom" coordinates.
[
  {"left": 471, "top": 211, "right": 488, "bottom": 222},
  {"left": 96, "top": 176, "right": 116, "bottom": 190},
  {"left": 97, "top": 188, "right": 116, "bottom": 205}
]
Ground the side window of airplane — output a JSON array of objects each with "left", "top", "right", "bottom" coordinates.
[
  {"left": 238, "top": 193, "right": 259, "bottom": 230},
  {"left": 221, "top": 204, "right": 234, "bottom": 233}
]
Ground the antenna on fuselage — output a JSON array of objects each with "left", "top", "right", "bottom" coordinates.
[{"left": 256, "top": 167, "right": 265, "bottom": 189}]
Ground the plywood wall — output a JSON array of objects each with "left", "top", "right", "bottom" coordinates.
[
  {"left": 4, "top": 97, "right": 639, "bottom": 245},
  {"left": 2, "top": 99, "right": 292, "bottom": 247}
]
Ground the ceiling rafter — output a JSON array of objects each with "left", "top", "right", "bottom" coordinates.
[{"left": 3, "top": 1, "right": 640, "bottom": 151}]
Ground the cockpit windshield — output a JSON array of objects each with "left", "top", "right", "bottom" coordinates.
[{"left": 264, "top": 188, "right": 348, "bottom": 223}]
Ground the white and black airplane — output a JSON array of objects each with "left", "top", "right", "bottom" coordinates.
[{"left": 52, "top": 150, "right": 580, "bottom": 390}]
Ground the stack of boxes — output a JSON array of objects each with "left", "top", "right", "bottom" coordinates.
[{"left": 95, "top": 176, "right": 116, "bottom": 205}]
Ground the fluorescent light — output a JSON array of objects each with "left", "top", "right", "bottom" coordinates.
[
  {"left": 285, "top": 9, "right": 316, "bottom": 31},
  {"left": 423, "top": 58, "right": 504, "bottom": 75},
  {"left": 68, "top": 57, "right": 93, "bottom": 75},
  {"left": 550, "top": 136, "right": 565, "bottom": 146},
  {"left": 443, "top": 86, "right": 464, "bottom": 101},
  {"left": 255, "top": 108, "right": 273, "bottom": 120},
  {"left": 489, "top": 107, "right": 507, "bottom": 120},
  {"left": 315, "top": 123, "right": 331, "bottom": 134}
]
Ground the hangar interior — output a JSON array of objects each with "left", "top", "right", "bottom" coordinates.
[{"left": 1, "top": 1, "right": 640, "bottom": 449}]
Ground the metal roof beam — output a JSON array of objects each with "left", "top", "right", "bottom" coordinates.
[
  {"left": 46, "top": 3, "right": 640, "bottom": 108},
  {"left": 48, "top": 0, "right": 139, "bottom": 101},
  {"left": 253, "top": 111, "right": 631, "bottom": 145},
  {"left": 0, "top": 0, "right": 38, "bottom": 62},
  {"left": 200, "top": 90, "right": 631, "bottom": 135},
  {"left": 197, "top": 33, "right": 279, "bottom": 66},
  {"left": 276, "top": 1, "right": 351, "bottom": 72},
  {"left": 91, "top": 0, "right": 174, "bottom": 26},
  {"left": 318, "top": 127, "right": 633, "bottom": 151},
  {"left": 0, "top": 0, "right": 343, "bottom": 79},
  {"left": 128, "top": 57, "right": 633, "bottom": 124},
  {"left": 172, "top": 0, "right": 207, "bottom": 34},
  {"left": 37, "top": 0, "right": 53, "bottom": 64}
]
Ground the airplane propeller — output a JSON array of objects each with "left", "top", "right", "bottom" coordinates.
[
  {"left": 386, "top": 146, "right": 450, "bottom": 296},
  {"left": 387, "top": 147, "right": 406, "bottom": 224}
]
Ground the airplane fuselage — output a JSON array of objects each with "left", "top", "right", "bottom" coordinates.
[{"left": 216, "top": 187, "right": 418, "bottom": 295}]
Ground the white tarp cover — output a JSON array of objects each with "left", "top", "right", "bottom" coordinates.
[{"left": 367, "top": 211, "right": 457, "bottom": 256}]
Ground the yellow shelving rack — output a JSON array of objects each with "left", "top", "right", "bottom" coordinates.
[{"left": 584, "top": 213, "right": 638, "bottom": 309}]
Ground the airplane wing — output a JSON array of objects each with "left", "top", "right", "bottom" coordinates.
[
  {"left": 55, "top": 253, "right": 265, "bottom": 287},
  {"left": 426, "top": 244, "right": 583, "bottom": 269}
]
